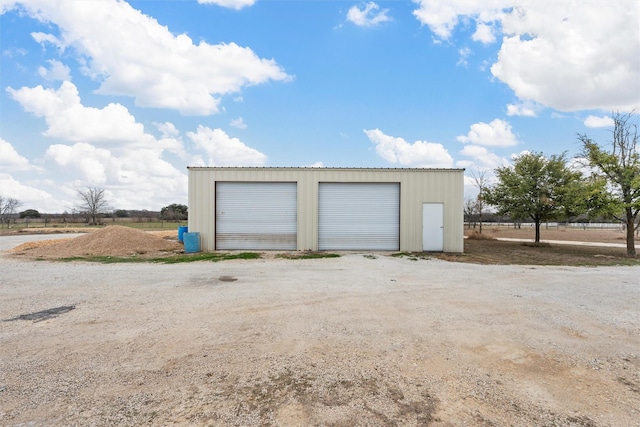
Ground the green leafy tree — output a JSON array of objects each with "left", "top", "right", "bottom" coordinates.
[
  {"left": 483, "top": 152, "right": 586, "bottom": 243},
  {"left": 578, "top": 111, "right": 640, "bottom": 256},
  {"left": 160, "top": 203, "right": 188, "bottom": 220},
  {"left": 113, "top": 209, "right": 129, "bottom": 218},
  {"left": 19, "top": 209, "right": 41, "bottom": 218}
]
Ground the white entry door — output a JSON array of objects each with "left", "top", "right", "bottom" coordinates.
[{"left": 422, "top": 203, "right": 444, "bottom": 251}]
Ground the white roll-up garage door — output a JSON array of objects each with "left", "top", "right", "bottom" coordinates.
[
  {"left": 216, "top": 182, "right": 297, "bottom": 250},
  {"left": 318, "top": 183, "right": 400, "bottom": 251}
]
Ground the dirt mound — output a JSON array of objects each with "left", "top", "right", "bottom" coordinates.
[
  {"left": 11, "top": 239, "right": 66, "bottom": 253},
  {"left": 20, "top": 225, "right": 182, "bottom": 258}
]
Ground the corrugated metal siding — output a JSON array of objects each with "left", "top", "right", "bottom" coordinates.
[
  {"left": 216, "top": 182, "right": 297, "bottom": 250},
  {"left": 189, "top": 168, "right": 465, "bottom": 253},
  {"left": 318, "top": 183, "right": 400, "bottom": 251}
]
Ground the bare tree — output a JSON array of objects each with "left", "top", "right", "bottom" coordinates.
[
  {"left": 470, "top": 169, "right": 489, "bottom": 233},
  {"left": 463, "top": 197, "right": 478, "bottom": 229},
  {"left": 0, "top": 195, "right": 21, "bottom": 227},
  {"left": 578, "top": 110, "right": 640, "bottom": 257},
  {"left": 77, "top": 187, "right": 109, "bottom": 225}
]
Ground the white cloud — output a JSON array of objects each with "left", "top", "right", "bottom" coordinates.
[
  {"left": 187, "top": 126, "right": 267, "bottom": 166},
  {"left": 153, "top": 122, "right": 180, "bottom": 137},
  {"left": 2, "top": 46, "right": 27, "bottom": 58},
  {"left": 412, "top": 0, "right": 507, "bottom": 40},
  {"left": 472, "top": 22, "right": 496, "bottom": 44},
  {"left": 8, "top": 0, "right": 290, "bottom": 115},
  {"left": 8, "top": 82, "right": 185, "bottom": 159},
  {"left": 0, "top": 173, "right": 59, "bottom": 210},
  {"left": 307, "top": 162, "right": 324, "bottom": 168},
  {"left": 46, "top": 141, "right": 186, "bottom": 182},
  {"left": 457, "top": 145, "right": 507, "bottom": 170},
  {"left": 46, "top": 143, "right": 112, "bottom": 184},
  {"left": 31, "top": 31, "right": 60, "bottom": 46},
  {"left": 45, "top": 142, "right": 189, "bottom": 209},
  {"left": 153, "top": 122, "right": 188, "bottom": 156},
  {"left": 1, "top": 1, "right": 18, "bottom": 13},
  {"left": 510, "top": 150, "right": 530, "bottom": 160},
  {"left": 154, "top": 121, "right": 180, "bottom": 138},
  {"left": 413, "top": 0, "right": 640, "bottom": 112},
  {"left": 457, "top": 47, "right": 471, "bottom": 67},
  {"left": 230, "top": 117, "right": 247, "bottom": 129},
  {"left": 584, "top": 115, "right": 614, "bottom": 128},
  {"left": 347, "top": 2, "right": 391, "bottom": 27},
  {"left": 364, "top": 128, "right": 454, "bottom": 168},
  {"left": 457, "top": 119, "right": 518, "bottom": 147},
  {"left": 197, "top": 0, "right": 256, "bottom": 10},
  {"left": 7, "top": 80, "right": 188, "bottom": 210},
  {"left": 506, "top": 102, "right": 537, "bottom": 117},
  {"left": 8, "top": 81, "right": 148, "bottom": 144},
  {"left": 0, "top": 138, "right": 32, "bottom": 171},
  {"left": 37, "top": 59, "right": 71, "bottom": 81}
]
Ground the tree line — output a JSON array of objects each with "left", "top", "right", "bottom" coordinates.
[
  {"left": 471, "top": 111, "right": 639, "bottom": 256},
  {"left": 0, "top": 187, "right": 187, "bottom": 227}
]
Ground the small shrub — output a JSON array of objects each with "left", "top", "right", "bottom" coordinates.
[{"left": 466, "top": 231, "right": 496, "bottom": 240}]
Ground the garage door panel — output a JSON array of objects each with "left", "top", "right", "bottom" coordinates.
[
  {"left": 216, "top": 182, "right": 297, "bottom": 250},
  {"left": 215, "top": 233, "right": 297, "bottom": 250},
  {"left": 319, "top": 183, "right": 399, "bottom": 251}
]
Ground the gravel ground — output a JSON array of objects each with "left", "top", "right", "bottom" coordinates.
[
  {"left": 0, "top": 233, "right": 82, "bottom": 251},
  {"left": 1, "top": 239, "right": 639, "bottom": 426},
  {"left": 10, "top": 226, "right": 182, "bottom": 258}
]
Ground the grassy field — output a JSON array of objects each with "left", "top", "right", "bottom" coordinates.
[
  {"left": 431, "top": 239, "right": 640, "bottom": 266},
  {"left": 466, "top": 224, "right": 632, "bottom": 244},
  {"left": 0, "top": 221, "right": 186, "bottom": 235},
  {"left": 448, "top": 227, "right": 640, "bottom": 266}
]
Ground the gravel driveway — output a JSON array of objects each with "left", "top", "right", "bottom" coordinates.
[
  {"left": 0, "top": 233, "right": 82, "bottom": 251},
  {"left": 1, "top": 238, "right": 639, "bottom": 426}
]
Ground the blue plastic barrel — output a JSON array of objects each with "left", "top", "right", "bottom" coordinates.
[
  {"left": 178, "top": 225, "right": 188, "bottom": 242},
  {"left": 183, "top": 232, "right": 201, "bottom": 254}
]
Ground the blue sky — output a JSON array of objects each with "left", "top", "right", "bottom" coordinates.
[{"left": 1, "top": 0, "right": 638, "bottom": 213}]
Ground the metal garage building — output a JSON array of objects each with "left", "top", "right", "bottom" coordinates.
[{"left": 188, "top": 167, "right": 464, "bottom": 253}]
